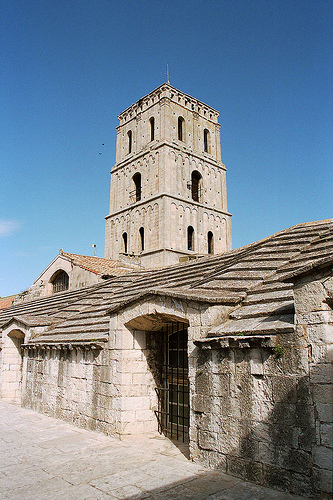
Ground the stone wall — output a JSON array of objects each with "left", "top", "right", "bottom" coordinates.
[
  {"left": 23, "top": 346, "right": 120, "bottom": 435},
  {"left": 190, "top": 273, "right": 333, "bottom": 498},
  {"left": 293, "top": 270, "right": 333, "bottom": 497},
  {"left": 190, "top": 342, "right": 318, "bottom": 496},
  {"left": 22, "top": 327, "right": 161, "bottom": 438}
]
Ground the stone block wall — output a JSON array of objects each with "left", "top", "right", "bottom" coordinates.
[
  {"left": 293, "top": 271, "right": 333, "bottom": 497},
  {"left": 190, "top": 341, "right": 320, "bottom": 497},
  {"left": 190, "top": 274, "right": 333, "bottom": 498},
  {"left": 22, "top": 326, "right": 161, "bottom": 438},
  {"left": 23, "top": 346, "right": 121, "bottom": 436}
]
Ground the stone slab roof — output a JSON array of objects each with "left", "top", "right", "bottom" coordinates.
[{"left": 1, "top": 219, "right": 332, "bottom": 345}]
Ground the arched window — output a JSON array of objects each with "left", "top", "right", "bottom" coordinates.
[
  {"left": 191, "top": 171, "right": 202, "bottom": 202},
  {"left": 139, "top": 227, "right": 145, "bottom": 251},
  {"left": 187, "top": 226, "right": 194, "bottom": 251},
  {"left": 122, "top": 232, "right": 128, "bottom": 253},
  {"left": 204, "top": 129, "right": 209, "bottom": 153},
  {"left": 178, "top": 116, "right": 184, "bottom": 141},
  {"left": 132, "top": 172, "right": 141, "bottom": 202},
  {"left": 52, "top": 270, "right": 69, "bottom": 293},
  {"left": 150, "top": 117, "right": 155, "bottom": 141},
  {"left": 208, "top": 231, "right": 214, "bottom": 254},
  {"left": 127, "top": 130, "right": 132, "bottom": 154}
]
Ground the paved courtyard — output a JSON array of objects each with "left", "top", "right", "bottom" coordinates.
[{"left": 0, "top": 401, "right": 307, "bottom": 500}]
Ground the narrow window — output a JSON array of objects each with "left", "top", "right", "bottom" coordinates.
[
  {"left": 204, "top": 129, "right": 209, "bottom": 153},
  {"left": 191, "top": 171, "right": 202, "bottom": 202},
  {"left": 208, "top": 231, "right": 214, "bottom": 254},
  {"left": 122, "top": 232, "right": 128, "bottom": 253},
  {"left": 132, "top": 172, "right": 141, "bottom": 202},
  {"left": 52, "top": 270, "right": 69, "bottom": 293},
  {"left": 150, "top": 117, "right": 155, "bottom": 141},
  {"left": 127, "top": 130, "right": 132, "bottom": 154},
  {"left": 178, "top": 116, "right": 184, "bottom": 141},
  {"left": 139, "top": 227, "right": 145, "bottom": 251},
  {"left": 187, "top": 226, "right": 194, "bottom": 251}
]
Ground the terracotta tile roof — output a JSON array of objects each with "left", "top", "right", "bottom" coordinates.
[
  {"left": 61, "top": 252, "right": 141, "bottom": 276},
  {"left": 0, "top": 296, "right": 16, "bottom": 311}
]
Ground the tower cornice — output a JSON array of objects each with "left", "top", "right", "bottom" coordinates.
[
  {"left": 117, "top": 83, "right": 220, "bottom": 126},
  {"left": 105, "top": 193, "right": 232, "bottom": 220},
  {"left": 111, "top": 140, "right": 227, "bottom": 174}
]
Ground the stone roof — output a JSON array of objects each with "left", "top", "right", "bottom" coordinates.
[{"left": 1, "top": 219, "right": 332, "bottom": 345}]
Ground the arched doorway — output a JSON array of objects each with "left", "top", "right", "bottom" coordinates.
[
  {"left": 155, "top": 322, "right": 189, "bottom": 442},
  {"left": 2, "top": 329, "right": 25, "bottom": 400}
]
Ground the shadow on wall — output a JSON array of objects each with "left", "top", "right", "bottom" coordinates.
[{"left": 192, "top": 344, "right": 332, "bottom": 499}]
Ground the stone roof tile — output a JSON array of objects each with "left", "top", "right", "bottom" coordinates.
[{"left": 1, "top": 219, "right": 332, "bottom": 344}]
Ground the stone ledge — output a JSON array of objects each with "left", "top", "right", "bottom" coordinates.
[
  {"left": 22, "top": 341, "right": 106, "bottom": 350},
  {"left": 194, "top": 335, "right": 277, "bottom": 350}
]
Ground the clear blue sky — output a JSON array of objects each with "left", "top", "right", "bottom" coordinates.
[{"left": 1, "top": 0, "right": 332, "bottom": 297}]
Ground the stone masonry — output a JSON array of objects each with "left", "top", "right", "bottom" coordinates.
[{"left": 104, "top": 83, "right": 232, "bottom": 267}]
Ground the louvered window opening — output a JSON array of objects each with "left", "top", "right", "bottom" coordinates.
[
  {"left": 155, "top": 322, "right": 189, "bottom": 442},
  {"left": 53, "top": 271, "right": 69, "bottom": 293}
]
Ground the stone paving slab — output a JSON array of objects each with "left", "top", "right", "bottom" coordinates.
[{"left": 0, "top": 401, "right": 307, "bottom": 500}]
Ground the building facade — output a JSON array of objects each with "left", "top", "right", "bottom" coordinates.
[
  {"left": 0, "top": 84, "right": 332, "bottom": 498},
  {"left": 104, "top": 83, "right": 232, "bottom": 267}
]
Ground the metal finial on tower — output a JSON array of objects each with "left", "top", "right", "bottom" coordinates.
[{"left": 166, "top": 64, "right": 170, "bottom": 84}]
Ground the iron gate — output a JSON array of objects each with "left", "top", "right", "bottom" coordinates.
[{"left": 155, "top": 322, "right": 189, "bottom": 442}]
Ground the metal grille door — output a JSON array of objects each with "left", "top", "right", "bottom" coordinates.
[{"left": 155, "top": 322, "right": 189, "bottom": 442}]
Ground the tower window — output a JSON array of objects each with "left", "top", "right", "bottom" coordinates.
[
  {"left": 122, "top": 232, "right": 128, "bottom": 253},
  {"left": 191, "top": 171, "right": 202, "bottom": 202},
  {"left": 127, "top": 130, "right": 132, "bottom": 154},
  {"left": 52, "top": 270, "right": 69, "bottom": 293},
  {"left": 204, "top": 129, "right": 209, "bottom": 153},
  {"left": 178, "top": 116, "right": 184, "bottom": 141},
  {"left": 132, "top": 172, "right": 141, "bottom": 202},
  {"left": 139, "top": 227, "right": 145, "bottom": 251},
  {"left": 150, "top": 117, "right": 155, "bottom": 141},
  {"left": 187, "top": 226, "right": 194, "bottom": 251},
  {"left": 208, "top": 231, "right": 214, "bottom": 254}
]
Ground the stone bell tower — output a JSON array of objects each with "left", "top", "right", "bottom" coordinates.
[{"left": 104, "top": 82, "right": 232, "bottom": 268}]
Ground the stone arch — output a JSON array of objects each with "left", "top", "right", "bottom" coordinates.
[
  {"left": 117, "top": 298, "right": 191, "bottom": 442},
  {"left": 1, "top": 327, "right": 25, "bottom": 400},
  {"left": 49, "top": 269, "right": 69, "bottom": 294}
]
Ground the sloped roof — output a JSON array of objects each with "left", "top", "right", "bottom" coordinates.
[
  {"left": 0, "top": 296, "right": 16, "bottom": 311},
  {"left": 1, "top": 219, "right": 332, "bottom": 345},
  {"left": 61, "top": 252, "right": 141, "bottom": 276}
]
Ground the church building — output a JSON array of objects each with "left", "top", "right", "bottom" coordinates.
[{"left": 0, "top": 83, "right": 332, "bottom": 498}]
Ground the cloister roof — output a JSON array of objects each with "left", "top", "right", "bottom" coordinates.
[{"left": 1, "top": 219, "right": 332, "bottom": 345}]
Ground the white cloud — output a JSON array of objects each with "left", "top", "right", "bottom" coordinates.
[{"left": 0, "top": 220, "right": 21, "bottom": 237}]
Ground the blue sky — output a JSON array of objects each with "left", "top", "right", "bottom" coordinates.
[{"left": 1, "top": 0, "right": 332, "bottom": 297}]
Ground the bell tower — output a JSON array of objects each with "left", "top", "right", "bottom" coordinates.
[{"left": 104, "top": 83, "right": 232, "bottom": 267}]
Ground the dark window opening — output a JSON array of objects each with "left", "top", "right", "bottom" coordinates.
[
  {"left": 178, "top": 116, "right": 184, "bottom": 141},
  {"left": 208, "top": 231, "right": 214, "bottom": 254},
  {"left": 150, "top": 117, "right": 155, "bottom": 141},
  {"left": 139, "top": 227, "right": 144, "bottom": 251},
  {"left": 155, "top": 322, "right": 189, "bottom": 443},
  {"left": 191, "top": 171, "right": 202, "bottom": 202},
  {"left": 122, "top": 232, "right": 128, "bottom": 253},
  {"left": 204, "top": 129, "right": 209, "bottom": 153},
  {"left": 187, "top": 226, "right": 194, "bottom": 251},
  {"left": 52, "top": 271, "right": 69, "bottom": 293},
  {"left": 127, "top": 130, "right": 132, "bottom": 154},
  {"left": 132, "top": 172, "right": 141, "bottom": 202}
]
